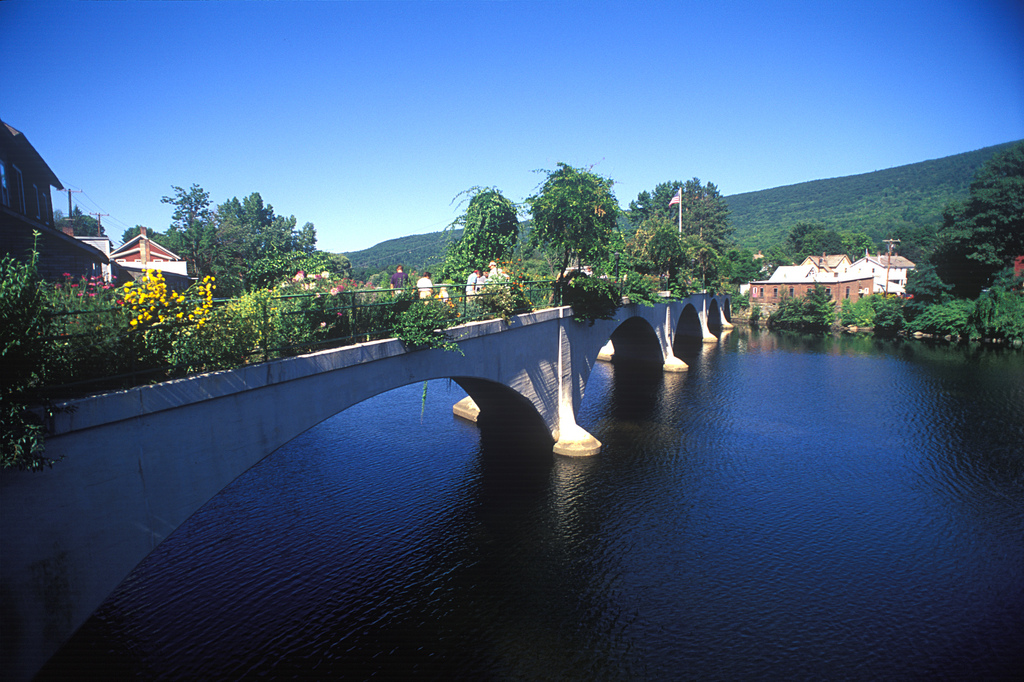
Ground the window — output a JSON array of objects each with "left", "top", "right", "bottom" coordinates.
[
  {"left": 789, "top": 286, "right": 794, "bottom": 297},
  {"left": 0, "top": 159, "right": 8, "bottom": 207},
  {"left": 825, "top": 288, "right": 832, "bottom": 299},
  {"left": 773, "top": 287, "right": 778, "bottom": 298},
  {"left": 13, "top": 164, "right": 25, "bottom": 214},
  {"left": 32, "top": 184, "right": 40, "bottom": 219}
]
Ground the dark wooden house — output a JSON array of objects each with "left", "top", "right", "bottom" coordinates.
[{"left": 1, "top": 118, "right": 108, "bottom": 281}]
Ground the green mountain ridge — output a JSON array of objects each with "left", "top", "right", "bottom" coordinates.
[
  {"left": 727, "top": 140, "right": 1021, "bottom": 250},
  {"left": 343, "top": 140, "right": 1021, "bottom": 275}
]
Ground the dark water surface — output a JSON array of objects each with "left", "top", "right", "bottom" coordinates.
[{"left": 42, "top": 328, "right": 1024, "bottom": 680}]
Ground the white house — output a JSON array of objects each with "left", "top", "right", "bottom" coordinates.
[{"left": 847, "top": 252, "right": 916, "bottom": 296}]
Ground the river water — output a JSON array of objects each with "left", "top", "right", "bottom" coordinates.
[{"left": 41, "top": 328, "right": 1024, "bottom": 680}]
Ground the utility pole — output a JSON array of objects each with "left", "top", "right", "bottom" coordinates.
[
  {"left": 883, "top": 238, "right": 900, "bottom": 295},
  {"left": 90, "top": 212, "right": 109, "bottom": 237},
  {"left": 64, "top": 188, "right": 82, "bottom": 221}
]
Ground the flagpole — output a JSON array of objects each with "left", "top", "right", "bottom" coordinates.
[{"left": 677, "top": 187, "right": 682, "bottom": 234}]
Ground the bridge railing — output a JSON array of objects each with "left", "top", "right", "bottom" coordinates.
[{"left": 29, "top": 278, "right": 557, "bottom": 400}]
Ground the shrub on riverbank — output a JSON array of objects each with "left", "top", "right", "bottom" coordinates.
[{"left": 767, "top": 285, "right": 835, "bottom": 332}]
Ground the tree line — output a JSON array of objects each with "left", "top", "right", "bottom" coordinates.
[{"left": 69, "top": 184, "right": 352, "bottom": 297}]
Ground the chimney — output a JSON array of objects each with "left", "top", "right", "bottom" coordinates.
[
  {"left": 61, "top": 222, "right": 74, "bottom": 237},
  {"left": 139, "top": 226, "right": 151, "bottom": 265}
]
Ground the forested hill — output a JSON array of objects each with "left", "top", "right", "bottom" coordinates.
[
  {"left": 725, "top": 140, "right": 1021, "bottom": 249},
  {"left": 344, "top": 229, "right": 462, "bottom": 279}
]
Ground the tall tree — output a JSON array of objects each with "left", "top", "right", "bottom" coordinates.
[
  {"left": 931, "top": 141, "right": 1024, "bottom": 298},
  {"left": 441, "top": 187, "right": 520, "bottom": 281},
  {"left": 161, "top": 184, "right": 220, "bottom": 279},
  {"left": 676, "top": 178, "right": 733, "bottom": 252},
  {"left": 526, "top": 163, "right": 619, "bottom": 278}
]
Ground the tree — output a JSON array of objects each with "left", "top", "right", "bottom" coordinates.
[
  {"left": 841, "top": 232, "right": 875, "bottom": 260},
  {"left": 624, "top": 214, "right": 684, "bottom": 278},
  {"left": 724, "top": 248, "right": 764, "bottom": 286},
  {"left": 786, "top": 220, "right": 845, "bottom": 262},
  {"left": 631, "top": 179, "right": 733, "bottom": 253},
  {"left": 441, "top": 187, "right": 520, "bottom": 281},
  {"left": 903, "top": 262, "right": 951, "bottom": 321},
  {"left": 932, "top": 142, "right": 1024, "bottom": 298},
  {"left": 526, "top": 163, "right": 619, "bottom": 277},
  {"left": 676, "top": 178, "right": 733, "bottom": 253},
  {"left": 161, "top": 184, "right": 220, "bottom": 279},
  {"left": 120, "top": 225, "right": 175, "bottom": 251},
  {"left": 54, "top": 206, "right": 99, "bottom": 237}
]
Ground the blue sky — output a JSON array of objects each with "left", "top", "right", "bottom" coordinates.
[{"left": 3, "top": 0, "right": 1022, "bottom": 253}]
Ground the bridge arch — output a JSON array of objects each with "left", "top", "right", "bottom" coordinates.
[
  {"left": 607, "top": 316, "right": 664, "bottom": 365},
  {"left": 676, "top": 302, "right": 705, "bottom": 338}
]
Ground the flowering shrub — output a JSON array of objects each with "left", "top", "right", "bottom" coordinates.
[
  {"left": 115, "top": 271, "right": 217, "bottom": 376},
  {"left": 47, "top": 272, "right": 120, "bottom": 311},
  {"left": 476, "top": 259, "right": 536, "bottom": 322},
  {"left": 122, "top": 271, "right": 215, "bottom": 329}
]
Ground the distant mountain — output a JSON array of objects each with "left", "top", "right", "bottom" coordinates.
[
  {"left": 725, "top": 140, "right": 1021, "bottom": 250},
  {"left": 344, "top": 229, "right": 462, "bottom": 279}
]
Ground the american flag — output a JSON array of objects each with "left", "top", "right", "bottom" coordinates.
[{"left": 668, "top": 189, "right": 681, "bottom": 206}]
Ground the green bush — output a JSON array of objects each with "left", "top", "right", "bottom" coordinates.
[
  {"left": 872, "top": 296, "right": 905, "bottom": 336},
  {"left": 1, "top": 251, "right": 56, "bottom": 470},
  {"left": 393, "top": 298, "right": 461, "bottom": 353},
  {"left": 840, "top": 296, "right": 876, "bottom": 327},
  {"left": 562, "top": 274, "right": 620, "bottom": 322},
  {"left": 621, "top": 271, "right": 662, "bottom": 306},
  {"left": 969, "top": 287, "right": 1024, "bottom": 342},
  {"left": 907, "top": 299, "right": 974, "bottom": 337},
  {"left": 768, "top": 286, "right": 835, "bottom": 332},
  {"left": 475, "top": 261, "right": 536, "bottom": 323}
]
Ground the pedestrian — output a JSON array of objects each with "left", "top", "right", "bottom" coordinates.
[
  {"left": 417, "top": 271, "right": 434, "bottom": 299},
  {"left": 466, "top": 269, "right": 480, "bottom": 295},
  {"left": 390, "top": 265, "right": 408, "bottom": 289}
]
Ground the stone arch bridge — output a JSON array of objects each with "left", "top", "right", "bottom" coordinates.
[{"left": 1, "top": 293, "right": 730, "bottom": 680}]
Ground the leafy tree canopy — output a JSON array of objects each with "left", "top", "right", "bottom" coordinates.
[
  {"left": 526, "top": 163, "right": 619, "bottom": 276},
  {"left": 53, "top": 206, "right": 100, "bottom": 237},
  {"left": 629, "top": 178, "right": 733, "bottom": 253},
  {"left": 440, "top": 187, "right": 520, "bottom": 281},
  {"left": 931, "top": 141, "right": 1024, "bottom": 298}
]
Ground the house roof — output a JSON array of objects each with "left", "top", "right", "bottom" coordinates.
[
  {"left": 111, "top": 234, "right": 183, "bottom": 261},
  {"left": 800, "top": 254, "right": 850, "bottom": 270},
  {"left": 876, "top": 254, "right": 915, "bottom": 269},
  {"left": 1, "top": 119, "right": 63, "bottom": 190},
  {"left": 851, "top": 253, "right": 916, "bottom": 269},
  {"left": 751, "top": 265, "right": 874, "bottom": 286}
]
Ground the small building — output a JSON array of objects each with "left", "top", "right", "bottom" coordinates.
[
  {"left": 1, "top": 118, "right": 108, "bottom": 281},
  {"left": 847, "top": 251, "right": 916, "bottom": 296},
  {"left": 109, "top": 226, "right": 191, "bottom": 289},
  {"left": 748, "top": 263, "right": 875, "bottom": 307}
]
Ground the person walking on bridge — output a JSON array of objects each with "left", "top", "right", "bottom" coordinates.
[{"left": 390, "top": 265, "right": 408, "bottom": 289}]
